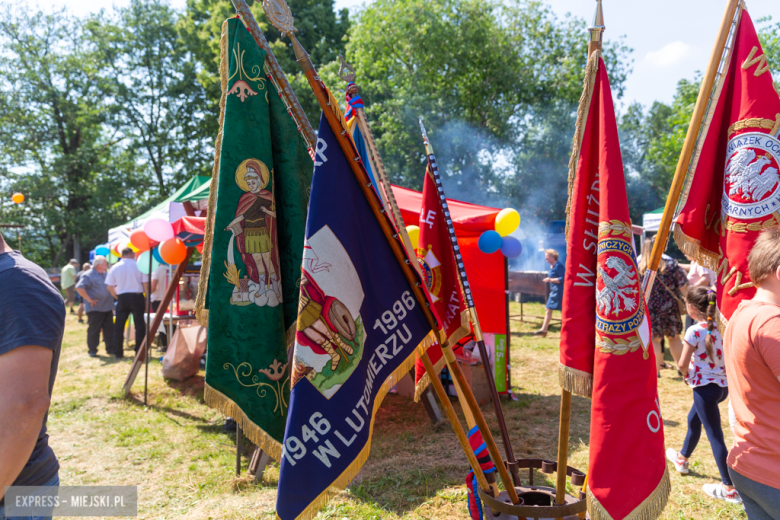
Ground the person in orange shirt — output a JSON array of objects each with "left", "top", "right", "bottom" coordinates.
[{"left": 724, "top": 229, "right": 780, "bottom": 519}]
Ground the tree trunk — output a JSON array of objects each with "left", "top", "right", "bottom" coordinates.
[{"left": 52, "top": 234, "right": 72, "bottom": 268}]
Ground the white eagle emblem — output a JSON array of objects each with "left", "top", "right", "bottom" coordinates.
[
  {"left": 725, "top": 148, "right": 780, "bottom": 202},
  {"left": 596, "top": 257, "right": 638, "bottom": 316}
]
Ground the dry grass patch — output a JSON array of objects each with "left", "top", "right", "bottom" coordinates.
[{"left": 46, "top": 303, "right": 746, "bottom": 518}]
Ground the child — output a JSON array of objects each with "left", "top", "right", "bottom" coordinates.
[
  {"left": 666, "top": 286, "right": 740, "bottom": 504},
  {"left": 724, "top": 229, "right": 780, "bottom": 518}
]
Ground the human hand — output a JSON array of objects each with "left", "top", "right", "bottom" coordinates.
[
  {"left": 542, "top": 277, "right": 551, "bottom": 283},
  {"left": 88, "top": 297, "right": 98, "bottom": 306}
]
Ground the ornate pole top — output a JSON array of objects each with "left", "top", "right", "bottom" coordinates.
[
  {"left": 337, "top": 54, "right": 356, "bottom": 83},
  {"left": 262, "top": 0, "right": 313, "bottom": 70},
  {"left": 588, "top": 0, "right": 605, "bottom": 54},
  {"left": 419, "top": 118, "right": 434, "bottom": 156}
]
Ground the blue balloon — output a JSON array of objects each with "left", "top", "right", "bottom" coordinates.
[
  {"left": 152, "top": 246, "right": 168, "bottom": 266},
  {"left": 95, "top": 246, "right": 110, "bottom": 257},
  {"left": 500, "top": 236, "right": 523, "bottom": 258},
  {"left": 478, "top": 230, "right": 503, "bottom": 254}
]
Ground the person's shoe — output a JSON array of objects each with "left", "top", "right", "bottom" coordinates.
[
  {"left": 666, "top": 448, "right": 689, "bottom": 474},
  {"left": 703, "top": 483, "right": 742, "bottom": 504},
  {"left": 78, "top": 319, "right": 84, "bottom": 324},
  {"left": 88, "top": 352, "right": 98, "bottom": 358},
  {"left": 534, "top": 330, "right": 548, "bottom": 337},
  {"left": 70, "top": 309, "right": 75, "bottom": 314}
]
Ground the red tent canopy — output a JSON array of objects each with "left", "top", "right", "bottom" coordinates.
[
  {"left": 172, "top": 216, "right": 206, "bottom": 245},
  {"left": 392, "top": 185, "right": 506, "bottom": 335}
]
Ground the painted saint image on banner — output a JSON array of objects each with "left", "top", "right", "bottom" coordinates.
[
  {"left": 224, "top": 159, "right": 283, "bottom": 307},
  {"left": 291, "top": 226, "right": 366, "bottom": 399}
]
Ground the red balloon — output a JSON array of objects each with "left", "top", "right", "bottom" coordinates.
[
  {"left": 129, "top": 229, "right": 151, "bottom": 252},
  {"left": 196, "top": 242, "right": 204, "bottom": 254},
  {"left": 160, "top": 238, "right": 187, "bottom": 265}
]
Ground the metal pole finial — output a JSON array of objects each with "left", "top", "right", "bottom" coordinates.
[
  {"left": 419, "top": 118, "right": 434, "bottom": 155},
  {"left": 588, "top": 0, "right": 605, "bottom": 50}
]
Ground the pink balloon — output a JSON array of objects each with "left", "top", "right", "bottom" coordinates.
[{"left": 144, "top": 218, "right": 174, "bottom": 242}]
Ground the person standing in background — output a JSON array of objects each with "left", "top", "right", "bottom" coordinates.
[
  {"left": 105, "top": 248, "right": 148, "bottom": 358},
  {"left": 60, "top": 259, "right": 79, "bottom": 314},
  {"left": 74, "top": 262, "right": 91, "bottom": 324},
  {"left": 535, "top": 249, "right": 564, "bottom": 337},
  {"left": 0, "top": 232, "right": 64, "bottom": 519},
  {"left": 638, "top": 237, "right": 688, "bottom": 375},
  {"left": 76, "top": 256, "right": 114, "bottom": 358},
  {"left": 150, "top": 263, "right": 174, "bottom": 351}
]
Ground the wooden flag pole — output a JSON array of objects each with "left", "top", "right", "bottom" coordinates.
[
  {"left": 334, "top": 60, "right": 478, "bottom": 431},
  {"left": 242, "top": 0, "right": 519, "bottom": 503},
  {"left": 419, "top": 119, "right": 520, "bottom": 486},
  {"left": 553, "top": 2, "right": 606, "bottom": 514},
  {"left": 144, "top": 245, "right": 153, "bottom": 405},
  {"left": 642, "top": 0, "right": 741, "bottom": 298},
  {"left": 123, "top": 248, "right": 194, "bottom": 396}
]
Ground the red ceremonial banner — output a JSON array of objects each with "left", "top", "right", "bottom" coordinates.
[
  {"left": 413, "top": 167, "right": 470, "bottom": 398},
  {"left": 563, "top": 52, "right": 668, "bottom": 519},
  {"left": 675, "top": 7, "right": 780, "bottom": 328}
]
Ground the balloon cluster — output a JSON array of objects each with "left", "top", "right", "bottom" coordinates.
[
  {"left": 478, "top": 208, "right": 522, "bottom": 258},
  {"left": 98, "top": 219, "right": 189, "bottom": 272}
]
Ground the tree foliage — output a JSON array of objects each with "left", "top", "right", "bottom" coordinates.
[{"left": 344, "top": 0, "right": 632, "bottom": 222}]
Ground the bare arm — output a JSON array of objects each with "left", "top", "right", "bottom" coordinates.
[
  {"left": 678, "top": 340, "right": 696, "bottom": 379},
  {"left": 107, "top": 285, "right": 117, "bottom": 299},
  {"left": 150, "top": 279, "right": 158, "bottom": 294},
  {"left": 143, "top": 282, "right": 149, "bottom": 296},
  {"left": 0, "top": 345, "right": 53, "bottom": 500}
]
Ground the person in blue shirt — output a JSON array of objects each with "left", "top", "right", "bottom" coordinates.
[
  {"left": 536, "top": 249, "right": 565, "bottom": 337},
  {"left": 0, "top": 233, "right": 64, "bottom": 519},
  {"left": 75, "top": 256, "right": 114, "bottom": 358}
]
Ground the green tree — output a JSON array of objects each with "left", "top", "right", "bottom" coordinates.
[
  {"left": 178, "top": 0, "right": 349, "bottom": 131},
  {"left": 757, "top": 16, "right": 780, "bottom": 88},
  {"left": 345, "top": 0, "right": 632, "bottom": 222},
  {"left": 0, "top": 6, "right": 148, "bottom": 266},
  {"left": 88, "top": 0, "right": 212, "bottom": 194}
]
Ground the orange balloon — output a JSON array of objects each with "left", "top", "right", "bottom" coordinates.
[
  {"left": 129, "top": 229, "right": 151, "bottom": 252},
  {"left": 159, "top": 237, "right": 187, "bottom": 265},
  {"left": 11, "top": 193, "right": 24, "bottom": 204}
]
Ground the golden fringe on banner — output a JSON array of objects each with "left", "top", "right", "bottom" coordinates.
[
  {"left": 558, "top": 364, "right": 593, "bottom": 399},
  {"left": 278, "top": 330, "right": 437, "bottom": 520},
  {"left": 195, "top": 20, "right": 230, "bottom": 327},
  {"left": 413, "top": 316, "right": 470, "bottom": 402},
  {"left": 204, "top": 383, "right": 283, "bottom": 462},
  {"left": 587, "top": 467, "right": 670, "bottom": 520},
  {"left": 565, "top": 49, "right": 601, "bottom": 236}
]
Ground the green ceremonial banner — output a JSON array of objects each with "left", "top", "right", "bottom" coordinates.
[{"left": 199, "top": 18, "right": 312, "bottom": 459}]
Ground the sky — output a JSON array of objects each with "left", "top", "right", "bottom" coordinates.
[{"left": 54, "top": 0, "right": 778, "bottom": 111}]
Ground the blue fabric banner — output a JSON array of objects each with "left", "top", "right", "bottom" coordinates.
[{"left": 275, "top": 114, "right": 434, "bottom": 519}]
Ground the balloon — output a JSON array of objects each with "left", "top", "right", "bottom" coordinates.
[
  {"left": 11, "top": 193, "right": 24, "bottom": 204},
  {"left": 95, "top": 245, "right": 110, "bottom": 257},
  {"left": 478, "top": 230, "right": 502, "bottom": 254},
  {"left": 495, "top": 208, "right": 521, "bottom": 237},
  {"left": 123, "top": 241, "right": 140, "bottom": 253},
  {"left": 406, "top": 225, "right": 420, "bottom": 250},
  {"left": 129, "top": 229, "right": 151, "bottom": 252},
  {"left": 152, "top": 246, "right": 168, "bottom": 266},
  {"left": 196, "top": 242, "right": 204, "bottom": 254},
  {"left": 160, "top": 237, "right": 187, "bottom": 265},
  {"left": 144, "top": 218, "right": 174, "bottom": 242},
  {"left": 111, "top": 243, "right": 121, "bottom": 257},
  {"left": 137, "top": 250, "right": 160, "bottom": 274},
  {"left": 499, "top": 236, "right": 523, "bottom": 258}
]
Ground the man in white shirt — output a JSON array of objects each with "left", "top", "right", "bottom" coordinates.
[
  {"left": 105, "top": 248, "right": 149, "bottom": 358},
  {"left": 150, "top": 263, "right": 174, "bottom": 349}
]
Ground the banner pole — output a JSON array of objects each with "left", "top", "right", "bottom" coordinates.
[
  {"left": 642, "top": 0, "right": 740, "bottom": 298},
  {"left": 244, "top": 0, "right": 520, "bottom": 503},
  {"left": 419, "top": 120, "right": 520, "bottom": 485},
  {"left": 144, "top": 247, "right": 153, "bottom": 406}
]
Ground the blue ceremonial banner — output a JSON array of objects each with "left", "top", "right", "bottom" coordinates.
[{"left": 275, "top": 114, "right": 434, "bottom": 519}]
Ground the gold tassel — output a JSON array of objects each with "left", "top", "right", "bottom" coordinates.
[
  {"left": 276, "top": 330, "right": 436, "bottom": 520},
  {"left": 413, "top": 355, "right": 446, "bottom": 402},
  {"left": 204, "top": 383, "right": 283, "bottom": 462},
  {"left": 587, "top": 467, "right": 670, "bottom": 520},
  {"left": 558, "top": 364, "right": 593, "bottom": 399},
  {"left": 565, "top": 50, "right": 601, "bottom": 237},
  {"left": 195, "top": 20, "right": 230, "bottom": 327},
  {"left": 672, "top": 225, "right": 719, "bottom": 272}
]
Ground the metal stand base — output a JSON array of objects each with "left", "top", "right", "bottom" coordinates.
[{"left": 477, "top": 459, "right": 587, "bottom": 519}]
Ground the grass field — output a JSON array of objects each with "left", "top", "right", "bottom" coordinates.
[{"left": 48, "top": 302, "right": 747, "bottom": 519}]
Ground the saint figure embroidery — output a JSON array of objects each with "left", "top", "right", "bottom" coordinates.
[{"left": 224, "top": 159, "right": 283, "bottom": 307}]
